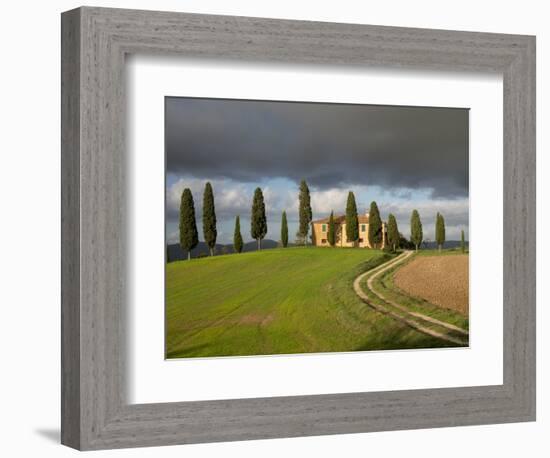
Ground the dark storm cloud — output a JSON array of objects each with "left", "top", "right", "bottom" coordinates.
[{"left": 166, "top": 97, "right": 469, "bottom": 198}]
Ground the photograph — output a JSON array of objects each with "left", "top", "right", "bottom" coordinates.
[{"left": 165, "top": 96, "right": 470, "bottom": 359}]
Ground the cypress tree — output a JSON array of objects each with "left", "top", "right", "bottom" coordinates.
[
  {"left": 461, "top": 229, "right": 466, "bottom": 253},
  {"left": 387, "top": 213, "right": 399, "bottom": 252},
  {"left": 298, "top": 180, "right": 313, "bottom": 246},
  {"left": 250, "top": 187, "right": 267, "bottom": 250},
  {"left": 327, "top": 211, "right": 336, "bottom": 247},
  {"left": 435, "top": 212, "right": 446, "bottom": 253},
  {"left": 202, "top": 182, "right": 217, "bottom": 256},
  {"left": 410, "top": 209, "right": 423, "bottom": 252},
  {"left": 345, "top": 191, "right": 359, "bottom": 246},
  {"left": 233, "top": 215, "right": 243, "bottom": 253},
  {"left": 281, "top": 211, "right": 289, "bottom": 248},
  {"left": 368, "top": 201, "right": 383, "bottom": 249},
  {"left": 179, "top": 188, "right": 198, "bottom": 260}
]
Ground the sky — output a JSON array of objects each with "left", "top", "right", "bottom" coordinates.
[{"left": 165, "top": 97, "right": 469, "bottom": 245}]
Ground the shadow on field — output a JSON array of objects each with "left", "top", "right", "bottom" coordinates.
[
  {"left": 166, "top": 343, "right": 211, "bottom": 359},
  {"left": 354, "top": 332, "right": 460, "bottom": 352}
]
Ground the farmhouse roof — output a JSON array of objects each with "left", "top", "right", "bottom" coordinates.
[{"left": 311, "top": 214, "right": 370, "bottom": 224}]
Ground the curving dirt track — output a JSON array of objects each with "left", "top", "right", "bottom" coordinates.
[
  {"left": 353, "top": 251, "right": 468, "bottom": 346},
  {"left": 393, "top": 255, "right": 469, "bottom": 316}
]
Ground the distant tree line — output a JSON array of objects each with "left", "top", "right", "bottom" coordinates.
[
  {"left": 327, "top": 190, "right": 462, "bottom": 253},
  {"left": 178, "top": 180, "right": 310, "bottom": 260},
  {"left": 178, "top": 179, "right": 464, "bottom": 260}
]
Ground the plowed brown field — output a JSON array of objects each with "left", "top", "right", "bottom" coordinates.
[{"left": 393, "top": 255, "right": 469, "bottom": 316}]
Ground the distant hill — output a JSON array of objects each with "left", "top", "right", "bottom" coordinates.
[
  {"left": 421, "top": 240, "right": 469, "bottom": 250},
  {"left": 167, "top": 239, "right": 280, "bottom": 261},
  {"left": 167, "top": 239, "right": 468, "bottom": 261}
]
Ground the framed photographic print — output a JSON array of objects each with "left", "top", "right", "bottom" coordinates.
[
  {"left": 163, "top": 97, "right": 469, "bottom": 359},
  {"left": 61, "top": 6, "right": 536, "bottom": 450}
]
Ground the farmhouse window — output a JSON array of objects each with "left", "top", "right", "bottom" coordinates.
[
  {"left": 361, "top": 224, "right": 366, "bottom": 232},
  {"left": 322, "top": 224, "right": 327, "bottom": 232}
]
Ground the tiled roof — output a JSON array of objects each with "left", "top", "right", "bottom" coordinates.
[{"left": 312, "top": 214, "right": 370, "bottom": 224}]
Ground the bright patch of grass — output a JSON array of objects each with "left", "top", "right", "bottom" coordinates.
[{"left": 166, "top": 247, "right": 449, "bottom": 358}]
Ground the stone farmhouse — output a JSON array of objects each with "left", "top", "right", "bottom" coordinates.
[{"left": 311, "top": 212, "right": 387, "bottom": 248}]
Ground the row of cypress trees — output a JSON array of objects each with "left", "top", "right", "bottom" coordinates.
[
  {"left": 410, "top": 210, "right": 458, "bottom": 253},
  {"left": 331, "top": 190, "right": 453, "bottom": 252},
  {"left": 408, "top": 210, "right": 449, "bottom": 252},
  {"left": 179, "top": 183, "right": 298, "bottom": 259},
  {"left": 179, "top": 183, "right": 218, "bottom": 260},
  {"left": 179, "top": 184, "right": 269, "bottom": 259},
  {"left": 179, "top": 181, "right": 460, "bottom": 259},
  {"left": 250, "top": 180, "right": 314, "bottom": 251},
  {"left": 341, "top": 192, "right": 386, "bottom": 249}
]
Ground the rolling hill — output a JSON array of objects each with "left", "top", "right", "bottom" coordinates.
[
  {"left": 167, "top": 239, "right": 280, "bottom": 261},
  {"left": 165, "top": 247, "right": 452, "bottom": 358}
]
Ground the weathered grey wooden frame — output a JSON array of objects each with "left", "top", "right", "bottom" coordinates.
[{"left": 61, "top": 6, "right": 536, "bottom": 451}]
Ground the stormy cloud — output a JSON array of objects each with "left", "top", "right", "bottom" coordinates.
[
  {"left": 165, "top": 97, "right": 469, "bottom": 244},
  {"left": 166, "top": 97, "right": 469, "bottom": 199}
]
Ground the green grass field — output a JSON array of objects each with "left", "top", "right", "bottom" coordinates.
[{"left": 166, "top": 247, "right": 453, "bottom": 358}]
